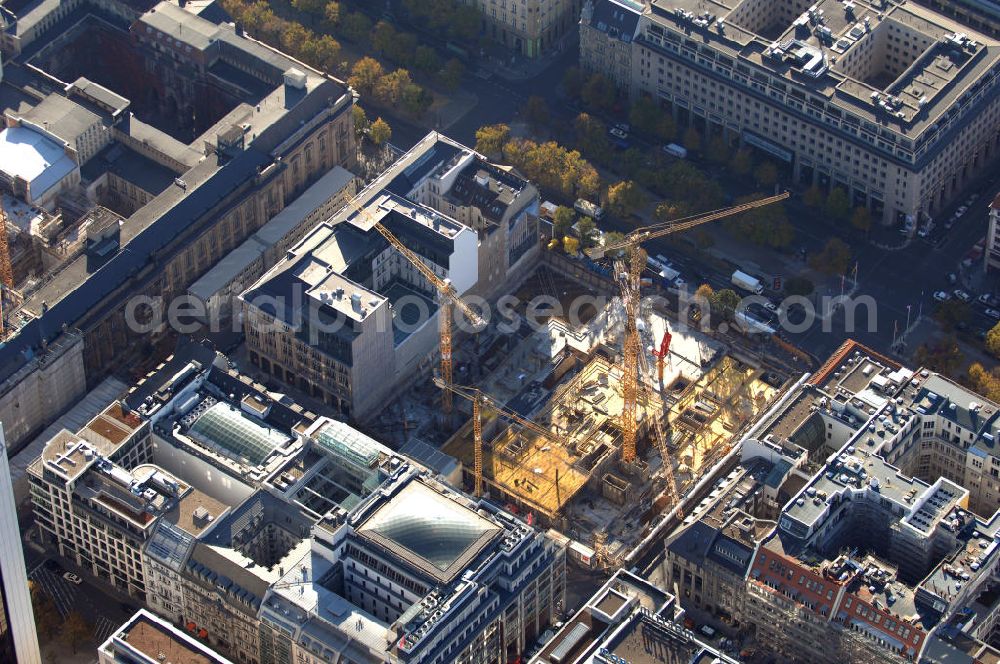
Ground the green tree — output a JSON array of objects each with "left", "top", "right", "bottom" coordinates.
[
  {"left": 850, "top": 207, "right": 872, "bottom": 234},
  {"left": 914, "top": 336, "right": 964, "bottom": 375},
  {"left": 348, "top": 57, "right": 384, "bottom": 95},
  {"left": 603, "top": 231, "right": 626, "bottom": 258},
  {"left": 934, "top": 300, "right": 971, "bottom": 331},
  {"left": 291, "top": 0, "right": 326, "bottom": 16},
  {"left": 709, "top": 289, "right": 741, "bottom": 321},
  {"left": 280, "top": 22, "right": 310, "bottom": 55},
  {"left": 706, "top": 136, "right": 730, "bottom": 165},
  {"left": 300, "top": 34, "right": 340, "bottom": 72},
  {"left": 414, "top": 45, "right": 441, "bottom": 73},
  {"left": 369, "top": 117, "right": 392, "bottom": 145},
  {"left": 803, "top": 185, "right": 824, "bottom": 208},
  {"left": 581, "top": 73, "right": 614, "bottom": 112},
  {"left": 726, "top": 195, "right": 794, "bottom": 249},
  {"left": 562, "top": 235, "right": 580, "bottom": 255},
  {"left": 322, "top": 1, "right": 341, "bottom": 29},
  {"left": 524, "top": 96, "right": 550, "bottom": 131},
  {"left": 448, "top": 5, "right": 480, "bottom": 40},
  {"left": 754, "top": 161, "right": 779, "bottom": 188},
  {"left": 606, "top": 180, "right": 646, "bottom": 217},
  {"left": 352, "top": 105, "right": 370, "bottom": 141},
  {"left": 503, "top": 138, "right": 600, "bottom": 200},
  {"left": 30, "top": 582, "right": 59, "bottom": 642},
  {"left": 985, "top": 322, "right": 1000, "bottom": 357},
  {"left": 730, "top": 148, "right": 753, "bottom": 177},
  {"left": 552, "top": 206, "right": 576, "bottom": 239},
  {"left": 574, "top": 113, "right": 611, "bottom": 162},
  {"left": 438, "top": 58, "right": 464, "bottom": 91},
  {"left": 562, "top": 66, "right": 583, "bottom": 100},
  {"left": 371, "top": 20, "right": 397, "bottom": 57},
  {"left": 695, "top": 283, "right": 715, "bottom": 301},
  {"left": 655, "top": 201, "right": 682, "bottom": 223},
  {"left": 339, "top": 11, "right": 372, "bottom": 42},
  {"left": 577, "top": 216, "right": 598, "bottom": 249},
  {"left": 656, "top": 114, "right": 677, "bottom": 142},
  {"left": 809, "top": 238, "right": 852, "bottom": 275},
  {"left": 474, "top": 123, "right": 510, "bottom": 158},
  {"left": 62, "top": 611, "right": 91, "bottom": 654},
  {"left": 629, "top": 96, "right": 660, "bottom": 135},
  {"left": 825, "top": 187, "right": 851, "bottom": 222},
  {"left": 968, "top": 363, "right": 1000, "bottom": 401},
  {"left": 784, "top": 276, "right": 815, "bottom": 296},
  {"left": 682, "top": 126, "right": 701, "bottom": 153}
]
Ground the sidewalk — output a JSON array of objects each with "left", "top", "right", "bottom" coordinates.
[
  {"left": 426, "top": 89, "right": 479, "bottom": 130},
  {"left": 480, "top": 34, "right": 578, "bottom": 82}
]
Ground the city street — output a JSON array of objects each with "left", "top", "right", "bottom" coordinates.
[
  {"left": 369, "top": 35, "right": 999, "bottom": 366},
  {"left": 24, "top": 546, "right": 141, "bottom": 650}
]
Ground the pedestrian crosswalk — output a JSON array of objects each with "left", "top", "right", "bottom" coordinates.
[
  {"left": 93, "top": 615, "right": 119, "bottom": 644},
  {"left": 30, "top": 566, "right": 76, "bottom": 618}
]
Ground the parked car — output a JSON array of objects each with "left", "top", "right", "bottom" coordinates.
[
  {"left": 954, "top": 289, "right": 972, "bottom": 302},
  {"left": 977, "top": 294, "right": 995, "bottom": 306},
  {"left": 957, "top": 205, "right": 968, "bottom": 216},
  {"left": 63, "top": 572, "right": 82, "bottom": 585},
  {"left": 985, "top": 308, "right": 1000, "bottom": 320},
  {"left": 609, "top": 127, "right": 628, "bottom": 140},
  {"left": 948, "top": 273, "right": 958, "bottom": 285},
  {"left": 613, "top": 122, "right": 630, "bottom": 133},
  {"left": 933, "top": 291, "right": 951, "bottom": 302}
]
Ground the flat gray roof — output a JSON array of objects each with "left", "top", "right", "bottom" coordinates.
[{"left": 644, "top": 0, "right": 1000, "bottom": 140}]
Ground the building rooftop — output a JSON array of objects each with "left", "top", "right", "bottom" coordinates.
[
  {"left": 267, "top": 417, "right": 395, "bottom": 519},
  {"left": 636, "top": 0, "right": 1000, "bottom": 158},
  {"left": 187, "top": 490, "right": 314, "bottom": 612},
  {"left": 138, "top": 1, "right": 220, "bottom": 52},
  {"left": 0, "top": 126, "right": 77, "bottom": 199},
  {"left": 100, "top": 609, "right": 235, "bottom": 664},
  {"left": 82, "top": 143, "right": 178, "bottom": 197},
  {"left": 13, "top": 93, "right": 102, "bottom": 148},
  {"left": 356, "top": 480, "right": 502, "bottom": 582},
  {"left": 0, "top": 1, "right": 353, "bottom": 382},
  {"left": 185, "top": 400, "right": 292, "bottom": 466},
  {"left": 532, "top": 569, "right": 733, "bottom": 664}
]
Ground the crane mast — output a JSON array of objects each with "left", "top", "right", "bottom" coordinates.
[
  {"left": 434, "top": 378, "right": 564, "bottom": 498},
  {"left": 605, "top": 193, "right": 789, "bottom": 471},
  {"left": 346, "top": 195, "right": 484, "bottom": 415}
]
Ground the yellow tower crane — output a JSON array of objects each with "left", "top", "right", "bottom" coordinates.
[
  {"left": 343, "top": 195, "right": 485, "bottom": 414},
  {"left": 433, "top": 377, "right": 560, "bottom": 498},
  {"left": 0, "top": 207, "right": 13, "bottom": 338},
  {"left": 591, "top": 192, "right": 789, "bottom": 469}
]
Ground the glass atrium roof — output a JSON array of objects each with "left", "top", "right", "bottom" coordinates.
[
  {"left": 358, "top": 481, "right": 501, "bottom": 575},
  {"left": 189, "top": 401, "right": 290, "bottom": 465},
  {"left": 316, "top": 420, "right": 381, "bottom": 468}
]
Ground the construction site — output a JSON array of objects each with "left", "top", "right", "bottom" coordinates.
[{"left": 371, "top": 249, "right": 788, "bottom": 568}]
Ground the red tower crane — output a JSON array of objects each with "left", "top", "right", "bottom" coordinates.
[{"left": 650, "top": 329, "right": 672, "bottom": 383}]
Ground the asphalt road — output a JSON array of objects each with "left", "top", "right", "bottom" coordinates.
[
  {"left": 24, "top": 546, "right": 141, "bottom": 649},
  {"left": 367, "top": 39, "right": 1000, "bottom": 364}
]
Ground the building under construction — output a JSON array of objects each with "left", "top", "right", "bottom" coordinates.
[{"left": 438, "top": 288, "right": 787, "bottom": 566}]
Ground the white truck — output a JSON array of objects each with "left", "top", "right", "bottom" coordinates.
[
  {"left": 731, "top": 270, "right": 764, "bottom": 294},
  {"left": 574, "top": 198, "right": 605, "bottom": 221},
  {"left": 735, "top": 310, "right": 775, "bottom": 336},
  {"left": 662, "top": 143, "right": 688, "bottom": 159}
]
